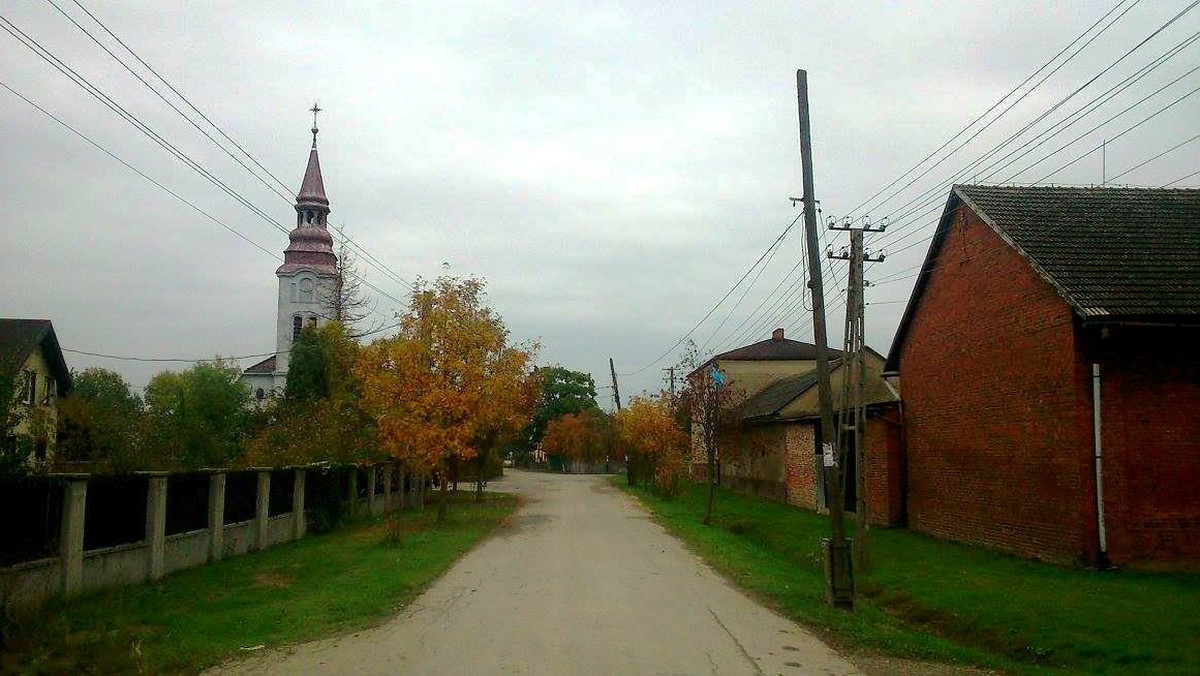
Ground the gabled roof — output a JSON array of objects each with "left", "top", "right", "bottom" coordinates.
[
  {"left": 713, "top": 337, "right": 840, "bottom": 362},
  {"left": 243, "top": 355, "right": 277, "bottom": 375},
  {"left": 0, "top": 319, "right": 72, "bottom": 391},
  {"left": 886, "top": 185, "right": 1200, "bottom": 370},
  {"left": 739, "top": 369, "right": 823, "bottom": 419},
  {"left": 739, "top": 356, "right": 898, "bottom": 422}
]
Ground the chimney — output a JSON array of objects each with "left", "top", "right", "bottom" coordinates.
[{"left": 772, "top": 328, "right": 784, "bottom": 341}]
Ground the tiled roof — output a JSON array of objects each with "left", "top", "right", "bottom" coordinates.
[
  {"left": 713, "top": 337, "right": 841, "bottom": 362},
  {"left": 243, "top": 355, "right": 277, "bottom": 374},
  {"left": 739, "top": 370, "right": 822, "bottom": 419},
  {"left": 957, "top": 185, "right": 1200, "bottom": 318},
  {"left": 0, "top": 318, "right": 71, "bottom": 390},
  {"left": 886, "top": 185, "right": 1200, "bottom": 371}
]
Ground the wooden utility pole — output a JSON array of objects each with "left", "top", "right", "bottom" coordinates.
[
  {"left": 663, "top": 367, "right": 677, "bottom": 407},
  {"left": 609, "top": 357, "right": 622, "bottom": 411},
  {"left": 830, "top": 219, "right": 885, "bottom": 573},
  {"left": 795, "top": 69, "right": 853, "bottom": 609}
]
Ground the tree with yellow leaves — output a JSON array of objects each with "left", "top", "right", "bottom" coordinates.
[
  {"left": 355, "top": 276, "right": 536, "bottom": 521},
  {"left": 615, "top": 395, "right": 689, "bottom": 497}
]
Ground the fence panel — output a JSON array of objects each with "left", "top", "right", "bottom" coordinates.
[
  {"left": 165, "top": 473, "right": 209, "bottom": 535},
  {"left": 268, "top": 470, "right": 294, "bottom": 516},
  {"left": 0, "top": 476, "right": 62, "bottom": 566},
  {"left": 223, "top": 471, "right": 257, "bottom": 524},
  {"left": 83, "top": 475, "right": 148, "bottom": 550}
]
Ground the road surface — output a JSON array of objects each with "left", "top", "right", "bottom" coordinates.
[{"left": 228, "top": 470, "right": 860, "bottom": 675}]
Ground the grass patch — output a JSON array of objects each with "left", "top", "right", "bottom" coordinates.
[
  {"left": 3, "top": 490, "right": 517, "bottom": 675},
  {"left": 616, "top": 478, "right": 1200, "bottom": 675}
]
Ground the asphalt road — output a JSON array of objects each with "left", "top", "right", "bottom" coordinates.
[{"left": 229, "top": 470, "right": 860, "bottom": 675}]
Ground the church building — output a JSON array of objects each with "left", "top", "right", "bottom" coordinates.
[{"left": 242, "top": 120, "right": 339, "bottom": 402}]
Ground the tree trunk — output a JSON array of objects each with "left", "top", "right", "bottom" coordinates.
[
  {"left": 704, "top": 448, "right": 716, "bottom": 525},
  {"left": 415, "top": 476, "right": 425, "bottom": 511},
  {"left": 474, "top": 452, "right": 485, "bottom": 502},
  {"left": 437, "top": 474, "right": 449, "bottom": 522}
]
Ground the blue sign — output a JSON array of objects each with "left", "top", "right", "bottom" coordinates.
[{"left": 711, "top": 367, "right": 725, "bottom": 387}]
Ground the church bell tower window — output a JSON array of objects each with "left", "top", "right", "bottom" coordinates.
[{"left": 292, "top": 315, "right": 303, "bottom": 341}]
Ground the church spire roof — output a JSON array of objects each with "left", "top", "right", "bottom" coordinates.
[
  {"left": 278, "top": 108, "right": 337, "bottom": 277},
  {"left": 296, "top": 146, "right": 329, "bottom": 208}
]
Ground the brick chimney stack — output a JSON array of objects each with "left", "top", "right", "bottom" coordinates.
[{"left": 772, "top": 328, "right": 784, "bottom": 341}]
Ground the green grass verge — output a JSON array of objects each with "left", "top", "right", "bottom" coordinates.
[
  {"left": 3, "top": 491, "right": 517, "bottom": 675},
  {"left": 615, "top": 477, "right": 1200, "bottom": 675}
]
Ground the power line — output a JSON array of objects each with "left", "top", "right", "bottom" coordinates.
[
  {"left": 847, "top": 0, "right": 1145, "bottom": 221},
  {"left": 28, "top": 2, "right": 414, "bottom": 299},
  {"left": 67, "top": 0, "right": 295, "bottom": 197},
  {"left": 0, "top": 79, "right": 280, "bottom": 260},
  {"left": 616, "top": 212, "right": 801, "bottom": 376},
  {"left": 62, "top": 321, "right": 402, "bottom": 364}
]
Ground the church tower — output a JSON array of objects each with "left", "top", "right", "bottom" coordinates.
[{"left": 242, "top": 111, "right": 339, "bottom": 401}]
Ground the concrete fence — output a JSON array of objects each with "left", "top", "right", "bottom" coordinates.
[{"left": 0, "top": 464, "right": 421, "bottom": 615}]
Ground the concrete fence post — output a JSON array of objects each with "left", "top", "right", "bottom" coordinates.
[
  {"left": 208, "top": 472, "right": 226, "bottom": 561},
  {"left": 366, "top": 465, "right": 378, "bottom": 516},
  {"left": 383, "top": 464, "right": 393, "bottom": 514},
  {"left": 255, "top": 470, "right": 271, "bottom": 550},
  {"left": 59, "top": 475, "right": 88, "bottom": 598},
  {"left": 347, "top": 469, "right": 358, "bottom": 518},
  {"left": 143, "top": 473, "right": 168, "bottom": 581},
  {"left": 293, "top": 468, "right": 306, "bottom": 540}
]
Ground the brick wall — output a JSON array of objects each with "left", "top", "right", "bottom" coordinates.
[
  {"left": 864, "top": 409, "right": 905, "bottom": 526},
  {"left": 898, "top": 204, "right": 1092, "bottom": 564},
  {"left": 784, "top": 423, "right": 818, "bottom": 510},
  {"left": 1085, "top": 326, "right": 1200, "bottom": 564}
]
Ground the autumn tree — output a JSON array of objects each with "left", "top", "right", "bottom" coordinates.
[
  {"left": 57, "top": 368, "right": 145, "bottom": 470},
  {"left": 677, "top": 344, "right": 747, "bottom": 524},
  {"left": 247, "top": 323, "right": 377, "bottom": 468},
  {"left": 356, "top": 276, "right": 536, "bottom": 521},
  {"left": 541, "top": 409, "right": 610, "bottom": 469},
  {"left": 514, "top": 366, "right": 599, "bottom": 461},
  {"left": 615, "top": 395, "right": 689, "bottom": 497}
]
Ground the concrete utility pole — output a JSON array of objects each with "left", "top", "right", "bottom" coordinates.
[
  {"left": 794, "top": 69, "right": 853, "bottom": 609},
  {"left": 609, "top": 357, "right": 622, "bottom": 411},
  {"left": 829, "top": 218, "right": 886, "bottom": 574}
]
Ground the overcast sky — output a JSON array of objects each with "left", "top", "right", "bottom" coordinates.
[{"left": 2, "top": 0, "right": 1197, "bottom": 401}]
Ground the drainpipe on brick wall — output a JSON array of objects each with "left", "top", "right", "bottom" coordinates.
[{"left": 1092, "top": 363, "right": 1109, "bottom": 565}]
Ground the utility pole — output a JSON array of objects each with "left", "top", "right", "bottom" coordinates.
[
  {"left": 794, "top": 69, "right": 853, "bottom": 609},
  {"left": 609, "top": 357, "right": 622, "bottom": 411},
  {"left": 829, "top": 217, "right": 886, "bottom": 574},
  {"left": 662, "top": 367, "right": 677, "bottom": 408}
]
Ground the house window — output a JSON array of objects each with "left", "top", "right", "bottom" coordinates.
[
  {"left": 292, "top": 315, "right": 303, "bottom": 340},
  {"left": 299, "top": 278, "right": 314, "bottom": 303},
  {"left": 22, "top": 370, "right": 36, "bottom": 406},
  {"left": 307, "top": 315, "right": 318, "bottom": 328},
  {"left": 42, "top": 377, "right": 55, "bottom": 405},
  {"left": 256, "top": 388, "right": 266, "bottom": 401}
]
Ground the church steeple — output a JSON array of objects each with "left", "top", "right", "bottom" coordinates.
[{"left": 277, "top": 106, "right": 337, "bottom": 276}]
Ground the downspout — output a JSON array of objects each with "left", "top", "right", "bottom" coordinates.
[{"left": 1091, "top": 363, "right": 1108, "bottom": 565}]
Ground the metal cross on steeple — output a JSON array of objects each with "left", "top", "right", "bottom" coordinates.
[{"left": 309, "top": 102, "right": 322, "bottom": 147}]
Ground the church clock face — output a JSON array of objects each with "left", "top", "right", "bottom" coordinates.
[{"left": 299, "top": 278, "right": 315, "bottom": 303}]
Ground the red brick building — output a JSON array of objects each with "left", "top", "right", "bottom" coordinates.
[
  {"left": 886, "top": 185, "right": 1200, "bottom": 566},
  {"left": 687, "top": 330, "right": 904, "bottom": 526}
]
